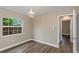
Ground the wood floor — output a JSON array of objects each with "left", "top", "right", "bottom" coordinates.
[{"left": 1, "top": 39, "right": 73, "bottom": 53}]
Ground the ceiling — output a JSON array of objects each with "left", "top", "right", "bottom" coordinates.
[{"left": 0, "top": 6, "right": 74, "bottom": 16}]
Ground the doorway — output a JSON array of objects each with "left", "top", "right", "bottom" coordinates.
[
  {"left": 61, "top": 15, "right": 73, "bottom": 42},
  {"left": 57, "top": 14, "right": 73, "bottom": 52}
]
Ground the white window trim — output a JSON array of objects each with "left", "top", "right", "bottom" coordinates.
[{"left": 1, "top": 16, "right": 23, "bottom": 37}]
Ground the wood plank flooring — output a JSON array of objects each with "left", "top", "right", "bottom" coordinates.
[{"left": 1, "top": 40, "right": 73, "bottom": 53}]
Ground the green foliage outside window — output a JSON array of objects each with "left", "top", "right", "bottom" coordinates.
[
  {"left": 3, "top": 17, "right": 22, "bottom": 26},
  {"left": 3, "top": 18, "right": 14, "bottom": 26}
]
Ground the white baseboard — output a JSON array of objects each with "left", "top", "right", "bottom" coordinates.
[
  {"left": 33, "top": 39, "right": 59, "bottom": 48},
  {"left": 0, "top": 39, "right": 32, "bottom": 52},
  {"left": 0, "top": 38, "right": 59, "bottom": 52}
]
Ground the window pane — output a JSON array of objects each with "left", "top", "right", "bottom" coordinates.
[
  {"left": 9, "top": 27, "right": 13, "bottom": 35},
  {"left": 13, "top": 27, "right": 18, "bottom": 34},
  {"left": 3, "top": 18, "right": 8, "bottom": 22},
  {"left": 3, "top": 18, "right": 14, "bottom": 26},
  {"left": 3, "top": 18, "right": 9, "bottom": 26},
  {"left": 13, "top": 19, "right": 22, "bottom": 26},
  {"left": 3, "top": 27, "right": 9, "bottom": 36},
  {"left": 18, "top": 27, "right": 22, "bottom": 33},
  {"left": 3, "top": 17, "right": 22, "bottom": 26},
  {"left": 8, "top": 18, "right": 14, "bottom": 26}
]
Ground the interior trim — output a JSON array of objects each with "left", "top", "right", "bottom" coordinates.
[
  {"left": 0, "top": 38, "right": 59, "bottom": 52},
  {"left": 0, "top": 39, "right": 32, "bottom": 52},
  {"left": 33, "top": 39, "right": 59, "bottom": 48}
]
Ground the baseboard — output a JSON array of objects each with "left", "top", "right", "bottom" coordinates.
[
  {"left": 0, "top": 39, "right": 32, "bottom": 52},
  {"left": 33, "top": 39, "right": 59, "bottom": 48},
  {"left": 0, "top": 38, "right": 59, "bottom": 52}
]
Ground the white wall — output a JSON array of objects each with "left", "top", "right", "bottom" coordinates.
[
  {"left": 76, "top": 7, "right": 79, "bottom": 52},
  {"left": 62, "top": 21, "right": 70, "bottom": 35},
  {"left": 0, "top": 8, "right": 33, "bottom": 49},
  {"left": 34, "top": 9, "right": 73, "bottom": 47},
  {"left": 77, "top": 11, "right": 79, "bottom": 52}
]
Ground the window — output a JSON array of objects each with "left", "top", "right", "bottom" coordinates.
[{"left": 3, "top": 17, "right": 22, "bottom": 36}]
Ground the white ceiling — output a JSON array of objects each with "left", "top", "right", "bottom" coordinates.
[{"left": 0, "top": 6, "right": 74, "bottom": 16}]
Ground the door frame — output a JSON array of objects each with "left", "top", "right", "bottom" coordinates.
[
  {"left": 57, "top": 12, "right": 77, "bottom": 53},
  {"left": 72, "top": 9, "right": 77, "bottom": 53},
  {"left": 57, "top": 14, "right": 73, "bottom": 48}
]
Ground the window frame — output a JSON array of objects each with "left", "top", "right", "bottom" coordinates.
[{"left": 1, "top": 16, "right": 23, "bottom": 37}]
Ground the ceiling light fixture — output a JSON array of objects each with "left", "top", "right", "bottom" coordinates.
[{"left": 28, "top": 8, "right": 35, "bottom": 18}]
